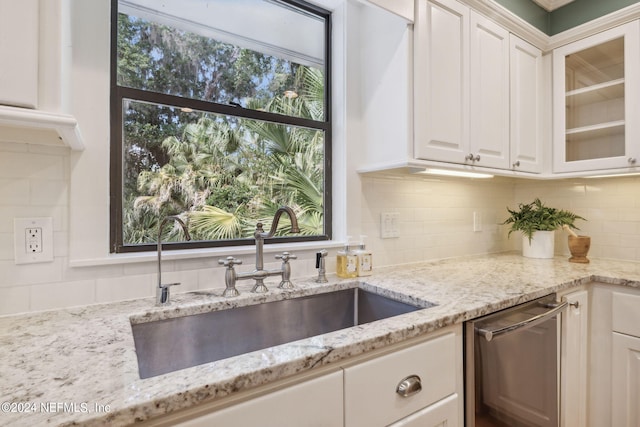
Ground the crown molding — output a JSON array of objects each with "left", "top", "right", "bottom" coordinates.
[
  {"left": 548, "top": 2, "right": 640, "bottom": 49},
  {"left": 531, "top": 0, "right": 575, "bottom": 12},
  {"left": 460, "top": 0, "right": 640, "bottom": 53},
  {"left": 464, "top": 0, "right": 549, "bottom": 50}
]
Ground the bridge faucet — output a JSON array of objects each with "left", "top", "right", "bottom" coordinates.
[
  {"left": 157, "top": 215, "right": 191, "bottom": 306},
  {"left": 218, "top": 206, "right": 300, "bottom": 295}
]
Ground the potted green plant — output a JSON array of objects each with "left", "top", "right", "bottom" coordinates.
[{"left": 503, "top": 198, "right": 585, "bottom": 259}]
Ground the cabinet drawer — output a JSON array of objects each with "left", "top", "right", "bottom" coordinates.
[
  {"left": 612, "top": 291, "right": 640, "bottom": 337},
  {"left": 344, "top": 331, "right": 458, "bottom": 427}
]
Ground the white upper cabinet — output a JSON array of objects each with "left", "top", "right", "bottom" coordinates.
[
  {"left": 0, "top": 0, "right": 39, "bottom": 109},
  {"left": 469, "top": 11, "right": 510, "bottom": 170},
  {"left": 0, "top": 0, "right": 83, "bottom": 150},
  {"left": 414, "top": 0, "right": 542, "bottom": 174},
  {"left": 414, "top": 0, "right": 470, "bottom": 165},
  {"left": 510, "top": 35, "right": 543, "bottom": 173},
  {"left": 553, "top": 21, "right": 640, "bottom": 172},
  {"left": 364, "top": 0, "right": 414, "bottom": 21}
]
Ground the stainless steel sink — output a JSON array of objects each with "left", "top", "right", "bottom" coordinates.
[{"left": 131, "top": 287, "right": 430, "bottom": 379}]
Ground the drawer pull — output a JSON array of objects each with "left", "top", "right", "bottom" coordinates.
[{"left": 396, "top": 375, "right": 422, "bottom": 397}]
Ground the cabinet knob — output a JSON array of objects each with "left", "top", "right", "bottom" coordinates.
[
  {"left": 396, "top": 374, "right": 422, "bottom": 397},
  {"left": 512, "top": 161, "right": 520, "bottom": 168},
  {"left": 465, "top": 153, "right": 480, "bottom": 162},
  {"left": 628, "top": 157, "right": 637, "bottom": 164}
]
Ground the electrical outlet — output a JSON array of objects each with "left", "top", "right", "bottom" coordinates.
[
  {"left": 14, "top": 218, "right": 54, "bottom": 264},
  {"left": 26, "top": 227, "right": 43, "bottom": 253}
]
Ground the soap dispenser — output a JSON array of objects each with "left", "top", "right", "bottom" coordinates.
[
  {"left": 355, "top": 235, "right": 372, "bottom": 277},
  {"left": 336, "top": 238, "right": 358, "bottom": 278}
]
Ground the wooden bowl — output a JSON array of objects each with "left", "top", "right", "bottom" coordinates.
[{"left": 568, "top": 235, "right": 590, "bottom": 263}]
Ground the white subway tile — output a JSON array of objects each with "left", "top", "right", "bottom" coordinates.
[
  {"left": 30, "top": 280, "right": 96, "bottom": 311},
  {"left": 0, "top": 259, "right": 64, "bottom": 287},
  {"left": 0, "top": 286, "right": 30, "bottom": 315},
  {"left": 0, "top": 179, "right": 30, "bottom": 205},
  {"left": 96, "top": 274, "right": 153, "bottom": 303},
  {"left": 29, "top": 179, "right": 68, "bottom": 206}
]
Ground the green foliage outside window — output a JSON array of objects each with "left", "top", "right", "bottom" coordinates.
[{"left": 116, "top": 9, "right": 327, "bottom": 246}]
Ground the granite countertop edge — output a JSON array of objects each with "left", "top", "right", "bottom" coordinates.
[{"left": 2, "top": 253, "right": 640, "bottom": 427}]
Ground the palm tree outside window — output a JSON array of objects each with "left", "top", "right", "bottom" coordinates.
[{"left": 110, "top": 0, "right": 331, "bottom": 253}]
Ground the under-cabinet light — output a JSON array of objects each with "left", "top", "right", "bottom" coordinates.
[
  {"left": 585, "top": 172, "right": 640, "bottom": 179},
  {"left": 417, "top": 168, "right": 494, "bottom": 179}
]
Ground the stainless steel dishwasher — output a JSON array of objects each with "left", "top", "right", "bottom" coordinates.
[{"left": 465, "top": 294, "right": 568, "bottom": 427}]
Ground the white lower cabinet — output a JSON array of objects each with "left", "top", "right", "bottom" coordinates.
[
  {"left": 172, "top": 370, "right": 344, "bottom": 427},
  {"left": 344, "top": 326, "right": 462, "bottom": 426},
  {"left": 560, "top": 289, "right": 589, "bottom": 427},
  {"left": 587, "top": 284, "right": 640, "bottom": 427},
  {"left": 611, "top": 289, "right": 640, "bottom": 427},
  {"left": 611, "top": 333, "right": 640, "bottom": 427},
  {"left": 144, "top": 325, "right": 463, "bottom": 427},
  {"left": 389, "top": 394, "right": 459, "bottom": 427}
]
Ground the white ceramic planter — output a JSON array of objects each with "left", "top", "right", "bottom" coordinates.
[{"left": 522, "top": 230, "right": 555, "bottom": 259}]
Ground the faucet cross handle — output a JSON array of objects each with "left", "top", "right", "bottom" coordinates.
[
  {"left": 275, "top": 252, "right": 297, "bottom": 263},
  {"left": 219, "top": 256, "right": 242, "bottom": 297},
  {"left": 277, "top": 252, "right": 297, "bottom": 290},
  {"left": 218, "top": 256, "right": 242, "bottom": 268}
]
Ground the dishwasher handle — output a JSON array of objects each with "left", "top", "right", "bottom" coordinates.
[{"left": 476, "top": 300, "right": 568, "bottom": 342}]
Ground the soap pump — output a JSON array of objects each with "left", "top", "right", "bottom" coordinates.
[
  {"left": 336, "top": 237, "right": 358, "bottom": 279},
  {"left": 355, "top": 235, "right": 372, "bottom": 277}
]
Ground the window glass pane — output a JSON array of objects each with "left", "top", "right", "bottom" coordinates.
[
  {"left": 117, "top": 0, "right": 326, "bottom": 120},
  {"left": 122, "top": 99, "right": 325, "bottom": 245}
]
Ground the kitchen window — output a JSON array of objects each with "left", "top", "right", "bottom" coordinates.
[{"left": 110, "top": 0, "right": 332, "bottom": 253}]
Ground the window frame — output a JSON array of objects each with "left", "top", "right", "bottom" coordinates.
[{"left": 109, "top": 0, "right": 332, "bottom": 253}]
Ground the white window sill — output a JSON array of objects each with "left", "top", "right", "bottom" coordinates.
[{"left": 68, "top": 240, "right": 344, "bottom": 267}]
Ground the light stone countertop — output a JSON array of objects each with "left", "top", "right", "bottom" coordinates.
[{"left": 2, "top": 253, "right": 640, "bottom": 426}]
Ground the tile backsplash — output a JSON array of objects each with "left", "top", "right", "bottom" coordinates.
[{"left": 2, "top": 141, "right": 640, "bottom": 315}]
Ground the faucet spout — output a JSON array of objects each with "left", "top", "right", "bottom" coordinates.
[
  {"left": 157, "top": 215, "right": 191, "bottom": 306},
  {"left": 247, "top": 206, "right": 300, "bottom": 293},
  {"left": 258, "top": 206, "right": 301, "bottom": 239}
]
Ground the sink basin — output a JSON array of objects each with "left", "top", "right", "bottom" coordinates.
[{"left": 131, "top": 287, "right": 429, "bottom": 378}]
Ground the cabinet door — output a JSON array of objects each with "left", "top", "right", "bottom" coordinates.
[
  {"left": 344, "top": 330, "right": 459, "bottom": 427},
  {"left": 469, "top": 11, "right": 510, "bottom": 170},
  {"left": 561, "top": 290, "right": 588, "bottom": 427},
  {"left": 414, "top": 0, "right": 469, "bottom": 164},
  {"left": 173, "top": 371, "right": 344, "bottom": 427},
  {"left": 0, "top": 0, "right": 39, "bottom": 108},
  {"left": 510, "top": 34, "right": 543, "bottom": 173},
  {"left": 611, "top": 333, "right": 640, "bottom": 427},
  {"left": 388, "top": 394, "right": 459, "bottom": 427},
  {"left": 553, "top": 21, "right": 640, "bottom": 172}
]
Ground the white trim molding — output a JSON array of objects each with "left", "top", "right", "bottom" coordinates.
[{"left": 531, "top": 0, "right": 575, "bottom": 12}]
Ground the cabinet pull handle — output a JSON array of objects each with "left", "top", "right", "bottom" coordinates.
[
  {"left": 512, "top": 161, "right": 520, "bottom": 168},
  {"left": 629, "top": 157, "right": 637, "bottom": 164},
  {"left": 465, "top": 153, "right": 480, "bottom": 162},
  {"left": 396, "top": 374, "right": 422, "bottom": 397}
]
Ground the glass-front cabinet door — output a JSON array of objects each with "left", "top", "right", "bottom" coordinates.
[{"left": 553, "top": 21, "right": 640, "bottom": 173}]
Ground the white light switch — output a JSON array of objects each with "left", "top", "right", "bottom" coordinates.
[
  {"left": 380, "top": 212, "right": 400, "bottom": 239},
  {"left": 473, "top": 211, "right": 482, "bottom": 232},
  {"left": 14, "top": 217, "right": 54, "bottom": 264}
]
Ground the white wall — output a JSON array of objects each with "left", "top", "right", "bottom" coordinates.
[
  {"left": 4, "top": 133, "right": 640, "bottom": 316},
  {"left": 514, "top": 177, "right": 640, "bottom": 260},
  {"left": 360, "top": 174, "right": 514, "bottom": 264},
  {"left": 3, "top": 1, "right": 640, "bottom": 316}
]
